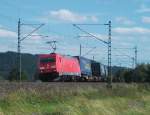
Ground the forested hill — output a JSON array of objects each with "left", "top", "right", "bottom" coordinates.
[{"left": 0, "top": 51, "right": 38, "bottom": 80}]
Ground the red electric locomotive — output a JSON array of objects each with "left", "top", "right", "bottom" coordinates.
[{"left": 38, "top": 53, "right": 81, "bottom": 81}]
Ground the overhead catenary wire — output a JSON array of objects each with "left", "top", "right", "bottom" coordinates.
[
  {"left": 20, "top": 24, "right": 45, "bottom": 41},
  {"left": 73, "top": 24, "right": 108, "bottom": 44},
  {"left": 82, "top": 47, "right": 97, "bottom": 57},
  {"left": 112, "top": 46, "right": 137, "bottom": 68},
  {"left": 17, "top": 18, "right": 45, "bottom": 81},
  {"left": 73, "top": 21, "right": 112, "bottom": 87}
]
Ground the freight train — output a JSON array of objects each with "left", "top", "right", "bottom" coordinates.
[{"left": 38, "top": 53, "right": 108, "bottom": 82}]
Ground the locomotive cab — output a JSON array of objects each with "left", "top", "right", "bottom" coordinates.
[
  {"left": 39, "top": 55, "right": 56, "bottom": 73},
  {"left": 38, "top": 53, "right": 58, "bottom": 81},
  {"left": 38, "top": 53, "right": 81, "bottom": 81}
]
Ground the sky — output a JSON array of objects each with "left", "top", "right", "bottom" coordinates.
[{"left": 0, "top": 0, "right": 150, "bottom": 67}]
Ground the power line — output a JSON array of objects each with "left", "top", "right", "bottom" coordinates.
[
  {"left": 80, "top": 44, "right": 82, "bottom": 56},
  {"left": 17, "top": 18, "right": 45, "bottom": 81},
  {"left": 115, "top": 55, "right": 135, "bottom": 68},
  {"left": 73, "top": 21, "right": 112, "bottom": 87},
  {"left": 73, "top": 24, "right": 108, "bottom": 44},
  {"left": 20, "top": 24, "right": 44, "bottom": 41},
  {"left": 113, "top": 46, "right": 138, "bottom": 68},
  {"left": 82, "top": 47, "right": 97, "bottom": 57},
  {"left": 113, "top": 47, "right": 135, "bottom": 50},
  {"left": 134, "top": 46, "right": 138, "bottom": 67}
]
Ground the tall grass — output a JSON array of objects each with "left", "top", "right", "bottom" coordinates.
[{"left": 0, "top": 83, "right": 150, "bottom": 115}]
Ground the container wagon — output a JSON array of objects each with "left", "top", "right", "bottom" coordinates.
[
  {"left": 74, "top": 56, "right": 92, "bottom": 81},
  {"left": 91, "top": 60, "right": 101, "bottom": 81}
]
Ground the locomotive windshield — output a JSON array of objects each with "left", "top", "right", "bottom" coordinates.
[{"left": 40, "top": 58, "right": 55, "bottom": 63}]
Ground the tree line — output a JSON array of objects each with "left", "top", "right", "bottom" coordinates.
[
  {"left": 2, "top": 64, "right": 150, "bottom": 82},
  {"left": 114, "top": 64, "right": 150, "bottom": 82}
]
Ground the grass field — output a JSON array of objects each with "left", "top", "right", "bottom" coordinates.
[{"left": 0, "top": 83, "right": 150, "bottom": 115}]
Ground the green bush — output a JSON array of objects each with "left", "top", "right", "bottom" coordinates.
[
  {"left": 8, "top": 68, "right": 28, "bottom": 81},
  {"left": 115, "top": 64, "right": 150, "bottom": 82}
]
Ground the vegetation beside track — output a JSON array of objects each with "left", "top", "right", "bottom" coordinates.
[{"left": 0, "top": 83, "right": 150, "bottom": 115}]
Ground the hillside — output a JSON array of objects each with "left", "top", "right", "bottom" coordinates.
[{"left": 0, "top": 51, "right": 37, "bottom": 80}]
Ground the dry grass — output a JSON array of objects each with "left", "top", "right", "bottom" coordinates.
[{"left": 0, "top": 82, "right": 150, "bottom": 115}]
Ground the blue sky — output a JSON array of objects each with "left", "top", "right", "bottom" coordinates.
[{"left": 0, "top": 0, "right": 150, "bottom": 67}]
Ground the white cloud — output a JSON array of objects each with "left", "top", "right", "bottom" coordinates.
[
  {"left": 137, "top": 4, "right": 150, "bottom": 13},
  {"left": 0, "top": 28, "right": 17, "bottom": 38},
  {"left": 113, "top": 27, "right": 150, "bottom": 35},
  {"left": 115, "top": 17, "right": 135, "bottom": 25},
  {"left": 142, "top": 16, "right": 150, "bottom": 23},
  {"left": 40, "top": 9, "right": 99, "bottom": 23},
  {"left": 50, "top": 9, "right": 87, "bottom": 22},
  {"left": 90, "top": 16, "right": 99, "bottom": 22}
]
